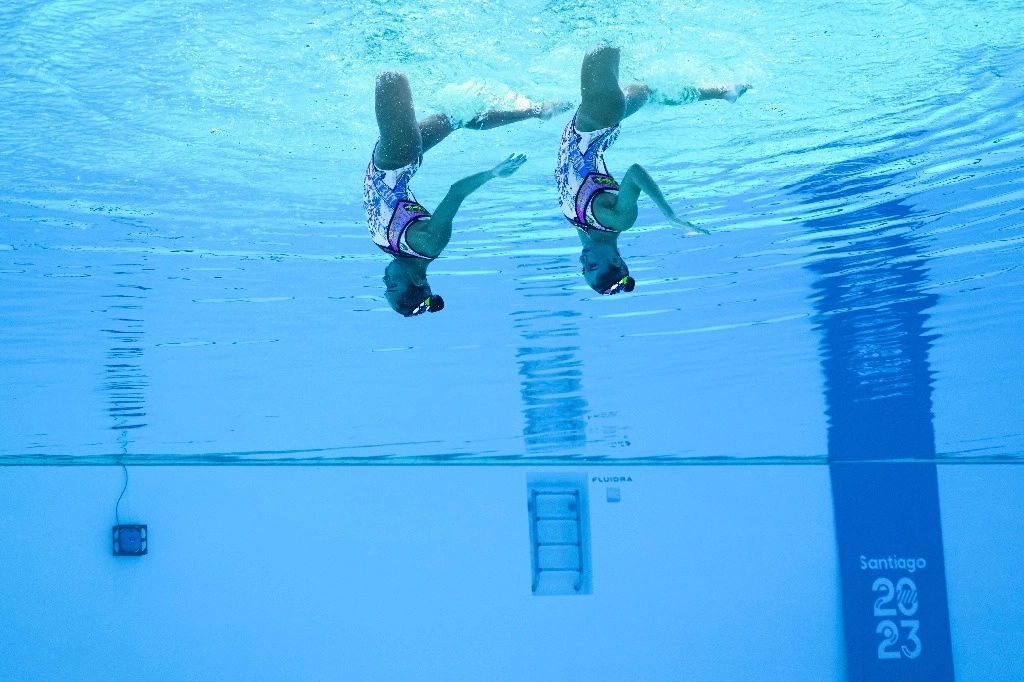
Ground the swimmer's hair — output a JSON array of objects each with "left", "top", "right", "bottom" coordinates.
[
  {"left": 395, "top": 293, "right": 444, "bottom": 316},
  {"left": 389, "top": 283, "right": 432, "bottom": 316},
  {"left": 591, "top": 263, "right": 635, "bottom": 295}
]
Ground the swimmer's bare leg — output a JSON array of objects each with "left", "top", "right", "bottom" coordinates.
[
  {"left": 578, "top": 46, "right": 626, "bottom": 131},
  {"left": 418, "top": 113, "right": 458, "bottom": 154},
  {"left": 464, "top": 99, "right": 573, "bottom": 128},
  {"left": 418, "top": 102, "right": 572, "bottom": 154},
  {"left": 656, "top": 83, "right": 752, "bottom": 105},
  {"left": 374, "top": 71, "right": 423, "bottom": 170},
  {"left": 695, "top": 83, "right": 751, "bottom": 103},
  {"left": 578, "top": 46, "right": 655, "bottom": 131}
]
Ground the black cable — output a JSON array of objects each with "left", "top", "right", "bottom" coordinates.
[{"left": 115, "top": 463, "right": 128, "bottom": 526}]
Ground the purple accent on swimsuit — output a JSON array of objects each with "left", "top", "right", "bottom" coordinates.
[
  {"left": 574, "top": 173, "right": 619, "bottom": 233},
  {"left": 555, "top": 110, "right": 621, "bottom": 233},
  {"left": 386, "top": 200, "right": 432, "bottom": 258},
  {"left": 363, "top": 145, "right": 434, "bottom": 260}
]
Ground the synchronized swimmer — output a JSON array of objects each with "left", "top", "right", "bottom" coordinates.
[
  {"left": 558, "top": 46, "right": 748, "bottom": 295},
  {"left": 363, "top": 71, "right": 569, "bottom": 316},
  {"left": 363, "top": 48, "right": 749, "bottom": 315}
]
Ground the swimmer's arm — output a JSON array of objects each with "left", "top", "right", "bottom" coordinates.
[
  {"left": 419, "top": 154, "right": 528, "bottom": 250},
  {"left": 427, "top": 170, "right": 497, "bottom": 244},
  {"left": 618, "top": 164, "right": 708, "bottom": 235}
]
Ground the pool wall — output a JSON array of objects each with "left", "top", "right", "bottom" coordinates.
[{"left": 2, "top": 465, "right": 1021, "bottom": 680}]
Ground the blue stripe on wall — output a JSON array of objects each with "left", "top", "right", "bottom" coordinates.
[
  {"left": 797, "top": 144, "right": 955, "bottom": 680},
  {"left": 830, "top": 463, "right": 953, "bottom": 680}
]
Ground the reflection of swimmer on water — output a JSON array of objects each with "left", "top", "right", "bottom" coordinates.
[
  {"left": 365, "top": 71, "right": 571, "bottom": 316},
  {"left": 556, "top": 46, "right": 750, "bottom": 295}
]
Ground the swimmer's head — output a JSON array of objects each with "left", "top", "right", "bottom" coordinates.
[
  {"left": 383, "top": 260, "right": 444, "bottom": 316},
  {"left": 580, "top": 247, "right": 634, "bottom": 295}
]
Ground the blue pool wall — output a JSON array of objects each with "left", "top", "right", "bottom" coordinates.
[{"left": 2, "top": 465, "right": 1023, "bottom": 680}]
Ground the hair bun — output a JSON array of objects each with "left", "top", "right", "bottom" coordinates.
[
  {"left": 624, "top": 277, "right": 636, "bottom": 293},
  {"left": 428, "top": 295, "right": 445, "bottom": 312}
]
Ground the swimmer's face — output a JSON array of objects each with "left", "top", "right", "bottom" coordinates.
[
  {"left": 383, "top": 260, "right": 428, "bottom": 290},
  {"left": 383, "top": 261, "right": 431, "bottom": 313},
  {"left": 580, "top": 248, "right": 624, "bottom": 290}
]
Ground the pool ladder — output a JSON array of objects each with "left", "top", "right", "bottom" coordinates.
[{"left": 528, "top": 487, "right": 586, "bottom": 594}]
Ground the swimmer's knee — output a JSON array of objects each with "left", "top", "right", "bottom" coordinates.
[
  {"left": 375, "top": 71, "right": 411, "bottom": 97},
  {"left": 376, "top": 71, "right": 407, "bottom": 84},
  {"left": 582, "top": 46, "right": 622, "bottom": 90},
  {"left": 585, "top": 45, "right": 620, "bottom": 61}
]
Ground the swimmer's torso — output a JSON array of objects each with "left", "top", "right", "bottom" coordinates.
[
  {"left": 363, "top": 149, "right": 433, "bottom": 259},
  {"left": 556, "top": 111, "right": 621, "bottom": 233}
]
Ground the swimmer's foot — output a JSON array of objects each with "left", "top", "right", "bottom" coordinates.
[
  {"left": 722, "top": 83, "right": 751, "bottom": 103},
  {"left": 534, "top": 100, "right": 574, "bottom": 120},
  {"left": 698, "top": 83, "right": 752, "bottom": 103}
]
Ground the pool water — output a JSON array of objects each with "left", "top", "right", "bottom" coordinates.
[
  {"left": 1, "top": 0, "right": 1020, "bottom": 462},
  {"left": 1, "top": 1, "right": 1022, "bottom": 679}
]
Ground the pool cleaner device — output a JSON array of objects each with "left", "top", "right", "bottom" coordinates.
[
  {"left": 111, "top": 464, "right": 147, "bottom": 556},
  {"left": 112, "top": 524, "right": 148, "bottom": 556}
]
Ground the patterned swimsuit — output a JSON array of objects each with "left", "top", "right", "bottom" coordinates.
[
  {"left": 363, "top": 146, "right": 433, "bottom": 259},
  {"left": 555, "top": 110, "right": 621, "bottom": 234}
]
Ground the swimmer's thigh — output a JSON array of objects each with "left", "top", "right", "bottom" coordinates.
[
  {"left": 374, "top": 71, "right": 422, "bottom": 169},
  {"left": 578, "top": 46, "right": 626, "bottom": 131},
  {"left": 418, "top": 113, "right": 456, "bottom": 154}
]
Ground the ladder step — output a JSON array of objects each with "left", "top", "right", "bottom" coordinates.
[
  {"left": 537, "top": 545, "right": 581, "bottom": 570},
  {"left": 535, "top": 519, "right": 579, "bottom": 544}
]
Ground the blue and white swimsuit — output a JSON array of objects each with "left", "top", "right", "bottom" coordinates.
[
  {"left": 363, "top": 147, "right": 433, "bottom": 259},
  {"left": 555, "top": 110, "right": 621, "bottom": 234}
]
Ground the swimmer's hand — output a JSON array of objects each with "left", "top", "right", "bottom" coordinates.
[
  {"left": 534, "top": 100, "right": 573, "bottom": 121},
  {"left": 724, "top": 83, "right": 751, "bottom": 103},
  {"left": 491, "top": 153, "right": 527, "bottom": 178},
  {"left": 669, "top": 216, "right": 709, "bottom": 236}
]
